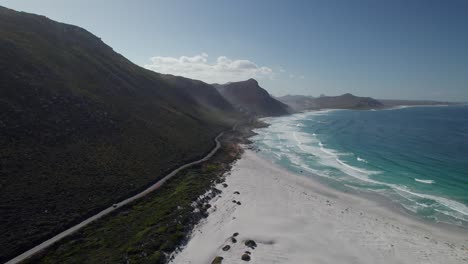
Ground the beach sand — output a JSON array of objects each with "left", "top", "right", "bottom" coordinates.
[{"left": 172, "top": 149, "right": 468, "bottom": 264}]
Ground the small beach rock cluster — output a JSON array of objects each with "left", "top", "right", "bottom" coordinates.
[{"left": 212, "top": 232, "right": 259, "bottom": 262}]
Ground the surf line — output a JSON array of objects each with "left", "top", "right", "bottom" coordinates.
[{"left": 293, "top": 132, "right": 305, "bottom": 151}]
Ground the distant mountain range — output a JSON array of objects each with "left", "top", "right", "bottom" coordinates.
[
  {"left": 213, "top": 79, "right": 289, "bottom": 116},
  {"left": 277, "top": 93, "right": 383, "bottom": 111},
  {"left": 277, "top": 94, "right": 455, "bottom": 112}
]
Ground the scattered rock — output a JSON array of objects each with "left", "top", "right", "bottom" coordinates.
[
  {"left": 237, "top": 201, "right": 241, "bottom": 205},
  {"left": 245, "top": 251, "right": 251, "bottom": 255},
  {"left": 245, "top": 239, "right": 257, "bottom": 249},
  {"left": 222, "top": 183, "right": 228, "bottom": 188},
  {"left": 234, "top": 191, "right": 240, "bottom": 194},
  {"left": 211, "top": 256, "right": 223, "bottom": 264},
  {"left": 222, "top": 245, "right": 231, "bottom": 251},
  {"left": 232, "top": 200, "right": 237, "bottom": 203},
  {"left": 241, "top": 253, "right": 251, "bottom": 261},
  {"left": 231, "top": 237, "right": 237, "bottom": 243},
  {"left": 233, "top": 232, "right": 239, "bottom": 237}
]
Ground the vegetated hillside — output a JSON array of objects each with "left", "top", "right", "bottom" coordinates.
[
  {"left": 0, "top": 6, "right": 239, "bottom": 261},
  {"left": 214, "top": 79, "right": 290, "bottom": 117},
  {"left": 278, "top": 93, "right": 383, "bottom": 111},
  {"left": 160, "top": 74, "right": 236, "bottom": 119}
]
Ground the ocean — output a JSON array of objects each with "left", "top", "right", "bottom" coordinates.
[{"left": 252, "top": 105, "right": 468, "bottom": 226}]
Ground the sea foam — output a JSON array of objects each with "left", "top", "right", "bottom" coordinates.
[{"left": 414, "top": 178, "right": 435, "bottom": 184}]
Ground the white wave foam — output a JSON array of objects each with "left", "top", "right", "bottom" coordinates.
[
  {"left": 254, "top": 108, "right": 468, "bottom": 223},
  {"left": 392, "top": 185, "right": 468, "bottom": 217},
  {"left": 335, "top": 158, "right": 381, "bottom": 175},
  {"left": 293, "top": 132, "right": 305, "bottom": 151},
  {"left": 318, "top": 142, "right": 336, "bottom": 156},
  {"left": 415, "top": 178, "right": 435, "bottom": 184},
  {"left": 357, "top": 157, "right": 368, "bottom": 163}
]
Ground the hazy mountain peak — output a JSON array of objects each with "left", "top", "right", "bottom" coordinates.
[{"left": 215, "top": 79, "right": 289, "bottom": 116}]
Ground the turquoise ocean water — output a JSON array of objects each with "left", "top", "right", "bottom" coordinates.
[{"left": 252, "top": 105, "right": 468, "bottom": 226}]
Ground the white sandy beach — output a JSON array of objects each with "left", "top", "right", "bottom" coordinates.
[{"left": 172, "top": 149, "right": 468, "bottom": 264}]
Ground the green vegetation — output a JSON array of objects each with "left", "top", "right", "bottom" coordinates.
[
  {"left": 211, "top": 256, "right": 224, "bottom": 264},
  {"left": 25, "top": 132, "right": 243, "bottom": 264},
  {"left": 0, "top": 6, "right": 241, "bottom": 261}
]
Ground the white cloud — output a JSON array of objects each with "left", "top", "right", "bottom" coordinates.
[
  {"left": 144, "top": 53, "right": 274, "bottom": 84},
  {"left": 288, "top": 73, "right": 305, "bottom": 79}
]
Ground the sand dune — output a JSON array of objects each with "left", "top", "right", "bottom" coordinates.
[{"left": 172, "top": 149, "right": 468, "bottom": 264}]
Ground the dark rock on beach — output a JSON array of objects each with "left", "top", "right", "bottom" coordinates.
[
  {"left": 245, "top": 240, "right": 257, "bottom": 249},
  {"left": 241, "top": 253, "right": 251, "bottom": 261},
  {"left": 222, "top": 245, "right": 231, "bottom": 251}
]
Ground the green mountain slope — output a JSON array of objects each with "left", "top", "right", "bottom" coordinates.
[{"left": 0, "top": 6, "right": 238, "bottom": 261}]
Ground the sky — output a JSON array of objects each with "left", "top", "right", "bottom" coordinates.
[{"left": 2, "top": 0, "right": 468, "bottom": 101}]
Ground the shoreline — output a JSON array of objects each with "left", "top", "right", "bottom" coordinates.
[
  {"left": 172, "top": 148, "right": 468, "bottom": 264},
  {"left": 256, "top": 105, "right": 468, "bottom": 229}
]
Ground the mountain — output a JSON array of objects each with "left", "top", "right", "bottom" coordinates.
[
  {"left": 378, "top": 99, "right": 455, "bottom": 107},
  {"left": 0, "top": 6, "right": 239, "bottom": 261},
  {"left": 278, "top": 93, "right": 383, "bottom": 111},
  {"left": 214, "top": 79, "right": 289, "bottom": 116},
  {"left": 315, "top": 93, "right": 383, "bottom": 109},
  {"left": 276, "top": 95, "right": 319, "bottom": 111}
]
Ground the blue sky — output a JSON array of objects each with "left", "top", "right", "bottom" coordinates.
[{"left": 2, "top": 0, "right": 468, "bottom": 101}]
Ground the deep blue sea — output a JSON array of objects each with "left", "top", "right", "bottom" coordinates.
[{"left": 252, "top": 105, "right": 468, "bottom": 226}]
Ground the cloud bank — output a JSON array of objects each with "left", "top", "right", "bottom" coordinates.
[{"left": 144, "top": 53, "right": 274, "bottom": 84}]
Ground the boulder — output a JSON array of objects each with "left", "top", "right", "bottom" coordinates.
[
  {"left": 245, "top": 240, "right": 257, "bottom": 249},
  {"left": 222, "top": 245, "right": 231, "bottom": 251},
  {"left": 241, "top": 253, "right": 251, "bottom": 261}
]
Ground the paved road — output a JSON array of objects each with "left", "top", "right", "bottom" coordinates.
[{"left": 6, "top": 132, "right": 225, "bottom": 264}]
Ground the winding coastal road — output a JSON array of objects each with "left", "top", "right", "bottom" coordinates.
[{"left": 6, "top": 132, "right": 225, "bottom": 264}]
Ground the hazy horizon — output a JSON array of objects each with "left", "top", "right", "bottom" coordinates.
[{"left": 3, "top": 0, "right": 467, "bottom": 101}]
